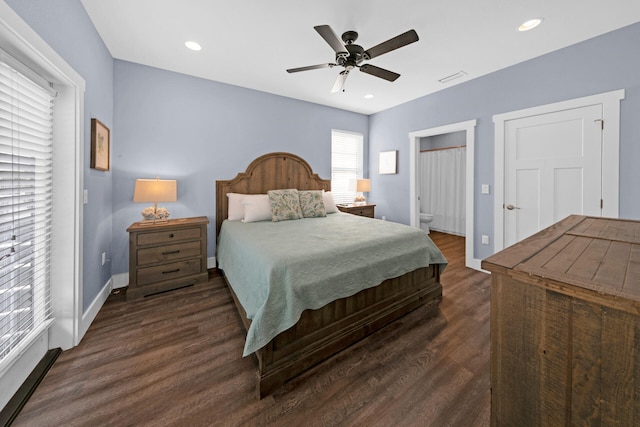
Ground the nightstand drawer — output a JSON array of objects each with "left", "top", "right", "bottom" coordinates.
[
  {"left": 137, "top": 241, "right": 201, "bottom": 266},
  {"left": 137, "top": 258, "right": 202, "bottom": 286},
  {"left": 337, "top": 204, "right": 375, "bottom": 218},
  {"left": 137, "top": 227, "right": 201, "bottom": 246},
  {"left": 351, "top": 206, "right": 374, "bottom": 217}
]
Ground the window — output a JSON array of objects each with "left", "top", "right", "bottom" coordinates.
[
  {"left": 0, "top": 54, "right": 54, "bottom": 365},
  {"left": 331, "top": 130, "right": 363, "bottom": 204}
]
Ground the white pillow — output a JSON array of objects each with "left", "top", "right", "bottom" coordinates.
[
  {"left": 227, "top": 193, "right": 268, "bottom": 221},
  {"left": 242, "top": 194, "right": 272, "bottom": 223},
  {"left": 227, "top": 193, "right": 245, "bottom": 220},
  {"left": 323, "top": 191, "right": 339, "bottom": 214}
]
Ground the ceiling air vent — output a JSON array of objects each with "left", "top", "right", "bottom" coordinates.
[{"left": 438, "top": 71, "right": 467, "bottom": 84}]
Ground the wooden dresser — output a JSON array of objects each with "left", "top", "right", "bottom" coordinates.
[
  {"left": 127, "top": 216, "right": 209, "bottom": 300},
  {"left": 482, "top": 215, "right": 640, "bottom": 426},
  {"left": 337, "top": 203, "right": 375, "bottom": 218}
]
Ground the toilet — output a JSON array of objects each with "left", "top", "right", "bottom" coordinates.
[{"left": 419, "top": 213, "right": 434, "bottom": 234}]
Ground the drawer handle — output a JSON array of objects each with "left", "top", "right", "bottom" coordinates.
[
  {"left": 162, "top": 250, "right": 180, "bottom": 255},
  {"left": 162, "top": 269, "right": 180, "bottom": 275},
  {"left": 168, "top": 233, "right": 174, "bottom": 238}
]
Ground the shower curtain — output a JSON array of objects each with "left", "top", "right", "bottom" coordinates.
[{"left": 419, "top": 146, "right": 466, "bottom": 236}]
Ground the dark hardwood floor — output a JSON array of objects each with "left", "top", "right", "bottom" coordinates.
[{"left": 13, "top": 231, "right": 491, "bottom": 427}]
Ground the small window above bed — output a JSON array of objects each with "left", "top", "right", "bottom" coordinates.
[{"left": 331, "top": 130, "right": 363, "bottom": 205}]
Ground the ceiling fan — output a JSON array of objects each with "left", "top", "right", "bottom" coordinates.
[{"left": 287, "top": 25, "right": 419, "bottom": 93}]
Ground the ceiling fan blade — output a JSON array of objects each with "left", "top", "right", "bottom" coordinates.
[
  {"left": 331, "top": 71, "right": 349, "bottom": 93},
  {"left": 359, "top": 64, "right": 400, "bottom": 82},
  {"left": 314, "top": 25, "right": 349, "bottom": 58},
  {"left": 364, "top": 29, "right": 419, "bottom": 60},
  {"left": 287, "top": 63, "right": 334, "bottom": 73}
]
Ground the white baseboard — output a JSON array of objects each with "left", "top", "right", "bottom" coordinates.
[
  {"left": 468, "top": 257, "right": 490, "bottom": 274},
  {"left": 112, "top": 272, "right": 129, "bottom": 289},
  {"left": 207, "top": 256, "right": 216, "bottom": 269},
  {"left": 79, "top": 278, "right": 112, "bottom": 341}
]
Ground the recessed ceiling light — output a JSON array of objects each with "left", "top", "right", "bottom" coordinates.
[
  {"left": 185, "top": 41, "right": 202, "bottom": 51},
  {"left": 364, "top": 94, "right": 374, "bottom": 99},
  {"left": 518, "top": 18, "right": 543, "bottom": 32}
]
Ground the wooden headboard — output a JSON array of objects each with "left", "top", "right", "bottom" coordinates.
[{"left": 215, "top": 152, "right": 331, "bottom": 237}]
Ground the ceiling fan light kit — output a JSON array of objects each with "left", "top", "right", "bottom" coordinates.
[{"left": 286, "top": 25, "right": 419, "bottom": 93}]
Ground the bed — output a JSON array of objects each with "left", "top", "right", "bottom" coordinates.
[{"left": 215, "top": 152, "right": 447, "bottom": 398}]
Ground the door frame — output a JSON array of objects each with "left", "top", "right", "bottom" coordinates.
[
  {"left": 493, "top": 89, "right": 624, "bottom": 252},
  {"left": 409, "top": 119, "right": 478, "bottom": 270},
  {"left": 0, "top": 2, "right": 85, "bottom": 409}
]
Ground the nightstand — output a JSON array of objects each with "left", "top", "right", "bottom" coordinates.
[
  {"left": 337, "top": 203, "right": 376, "bottom": 218},
  {"left": 127, "top": 216, "right": 209, "bottom": 300}
]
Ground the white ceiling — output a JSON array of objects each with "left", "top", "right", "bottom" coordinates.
[{"left": 80, "top": 0, "right": 640, "bottom": 115}]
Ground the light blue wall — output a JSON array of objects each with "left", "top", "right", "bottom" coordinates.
[
  {"left": 112, "top": 60, "right": 369, "bottom": 274},
  {"left": 6, "top": 0, "right": 114, "bottom": 311},
  {"left": 369, "top": 22, "right": 640, "bottom": 261},
  {"left": 420, "top": 131, "right": 466, "bottom": 151}
]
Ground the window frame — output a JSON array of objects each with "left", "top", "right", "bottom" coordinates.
[{"left": 330, "top": 129, "right": 364, "bottom": 205}]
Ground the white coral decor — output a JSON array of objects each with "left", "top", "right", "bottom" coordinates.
[
  {"left": 155, "top": 207, "right": 170, "bottom": 219},
  {"left": 141, "top": 207, "right": 155, "bottom": 220},
  {"left": 141, "top": 206, "right": 170, "bottom": 220}
]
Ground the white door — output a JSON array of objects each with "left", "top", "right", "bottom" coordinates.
[{"left": 504, "top": 104, "right": 603, "bottom": 247}]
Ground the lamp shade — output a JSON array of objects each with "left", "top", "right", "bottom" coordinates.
[
  {"left": 133, "top": 178, "right": 177, "bottom": 203},
  {"left": 356, "top": 179, "right": 371, "bottom": 192}
]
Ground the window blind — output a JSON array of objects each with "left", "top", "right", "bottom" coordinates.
[
  {"left": 331, "top": 130, "right": 363, "bottom": 205},
  {"left": 0, "top": 59, "right": 54, "bottom": 363}
]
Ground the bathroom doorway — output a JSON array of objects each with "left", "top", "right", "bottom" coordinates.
[
  {"left": 409, "top": 120, "right": 478, "bottom": 270},
  {"left": 419, "top": 133, "right": 466, "bottom": 236}
]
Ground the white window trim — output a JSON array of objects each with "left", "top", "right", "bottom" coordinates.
[{"left": 0, "top": 1, "right": 84, "bottom": 409}]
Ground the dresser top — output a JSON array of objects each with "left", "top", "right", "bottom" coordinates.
[
  {"left": 482, "top": 215, "right": 640, "bottom": 302},
  {"left": 336, "top": 203, "right": 376, "bottom": 208},
  {"left": 127, "top": 216, "right": 209, "bottom": 232}
]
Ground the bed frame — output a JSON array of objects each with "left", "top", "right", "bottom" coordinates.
[{"left": 215, "top": 152, "right": 442, "bottom": 398}]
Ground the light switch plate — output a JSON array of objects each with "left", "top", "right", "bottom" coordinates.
[{"left": 481, "top": 184, "right": 490, "bottom": 194}]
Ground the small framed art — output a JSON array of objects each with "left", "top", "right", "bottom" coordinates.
[
  {"left": 90, "top": 118, "right": 110, "bottom": 171},
  {"left": 378, "top": 150, "right": 397, "bottom": 174}
]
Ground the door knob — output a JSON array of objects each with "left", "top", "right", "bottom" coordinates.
[{"left": 505, "top": 204, "right": 521, "bottom": 210}]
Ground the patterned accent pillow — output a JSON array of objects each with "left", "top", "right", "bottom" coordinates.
[
  {"left": 299, "top": 190, "right": 327, "bottom": 218},
  {"left": 268, "top": 189, "right": 303, "bottom": 221}
]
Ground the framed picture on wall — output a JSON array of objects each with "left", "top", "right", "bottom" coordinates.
[
  {"left": 378, "top": 150, "right": 397, "bottom": 174},
  {"left": 90, "top": 118, "right": 110, "bottom": 171}
]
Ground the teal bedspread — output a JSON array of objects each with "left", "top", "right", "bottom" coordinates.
[{"left": 216, "top": 213, "right": 448, "bottom": 356}]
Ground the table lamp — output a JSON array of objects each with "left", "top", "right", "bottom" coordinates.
[
  {"left": 133, "top": 177, "right": 177, "bottom": 223},
  {"left": 354, "top": 179, "right": 370, "bottom": 205}
]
